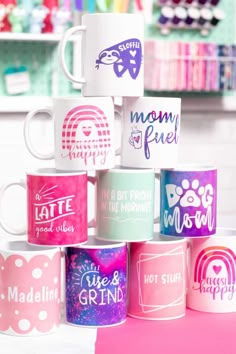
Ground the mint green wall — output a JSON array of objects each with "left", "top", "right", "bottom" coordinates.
[{"left": 0, "top": 41, "right": 78, "bottom": 96}]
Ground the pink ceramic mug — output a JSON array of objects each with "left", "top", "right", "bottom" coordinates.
[
  {"left": 0, "top": 168, "right": 93, "bottom": 246},
  {"left": 128, "top": 233, "right": 187, "bottom": 320},
  {"left": 0, "top": 240, "right": 61, "bottom": 336}
]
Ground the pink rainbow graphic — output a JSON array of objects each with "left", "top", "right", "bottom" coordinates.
[
  {"left": 62, "top": 105, "right": 111, "bottom": 150},
  {"left": 194, "top": 246, "right": 236, "bottom": 285}
]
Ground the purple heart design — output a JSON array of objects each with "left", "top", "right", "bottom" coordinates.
[
  {"left": 134, "top": 136, "right": 140, "bottom": 143},
  {"left": 213, "top": 265, "right": 222, "bottom": 275}
]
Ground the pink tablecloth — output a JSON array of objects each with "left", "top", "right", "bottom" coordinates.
[{"left": 96, "top": 309, "right": 236, "bottom": 354}]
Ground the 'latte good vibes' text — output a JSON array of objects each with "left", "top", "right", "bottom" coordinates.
[{"left": 34, "top": 196, "right": 75, "bottom": 224}]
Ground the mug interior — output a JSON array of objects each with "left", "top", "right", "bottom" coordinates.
[
  {"left": 98, "top": 165, "right": 154, "bottom": 174},
  {"left": 124, "top": 96, "right": 181, "bottom": 104},
  {"left": 0, "top": 240, "right": 57, "bottom": 253},
  {"left": 151, "top": 232, "right": 185, "bottom": 243},
  {"left": 52, "top": 96, "right": 113, "bottom": 103},
  {"left": 161, "top": 164, "right": 216, "bottom": 172},
  {"left": 75, "top": 236, "right": 126, "bottom": 249},
  {"left": 27, "top": 167, "right": 86, "bottom": 176}
]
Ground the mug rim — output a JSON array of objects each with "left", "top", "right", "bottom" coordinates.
[
  {"left": 68, "top": 236, "right": 126, "bottom": 249},
  {"left": 27, "top": 168, "right": 87, "bottom": 177},
  {"left": 123, "top": 96, "right": 181, "bottom": 103},
  {"left": 97, "top": 166, "right": 154, "bottom": 174},
  {"left": 52, "top": 96, "right": 113, "bottom": 102},
  {"left": 0, "top": 240, "right": 59, "bottom": 253},
  {"left": 161, "top": 164, "right": 216, "bottom": 172},
  {"left": 144, "top": 233, "right": 186, "bottom": 244}
]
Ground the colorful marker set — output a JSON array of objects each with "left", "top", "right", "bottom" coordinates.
[{"left": 144, "top": 40, "right": 236, "bottom": 91}]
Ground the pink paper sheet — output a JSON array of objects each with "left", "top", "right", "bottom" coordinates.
[{"left": 96, "top": 309, "right": 236, "bottom": 354}]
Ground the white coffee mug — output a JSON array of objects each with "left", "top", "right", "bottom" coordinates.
[
  {"left": 24, "top": 97, "right": 115, "bottom": 171},
  {"left": 58, "top": 13, "right": 144, "bottom": 97},
  {"left": 119, "top": 97, "right": 181, "bottom": 169}
]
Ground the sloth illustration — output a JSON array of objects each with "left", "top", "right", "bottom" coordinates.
[
  {"left": 95, "top": 39, "right": 142, "bottom": 80},
  {"left": 96, "top": 50, "right": 120, "bottom": 65}
]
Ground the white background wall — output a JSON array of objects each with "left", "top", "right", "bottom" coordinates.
[
  {"left": 0, "top": 106, "right": 235, "bottom": 238},
  {"left": 178, "top": 110, "right": 236, "bottom": 229},
  {"left": 0, "top": 113, "right": 54, "bottom": 239}
]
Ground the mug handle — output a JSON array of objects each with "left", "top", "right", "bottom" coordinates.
[
  {"left": 24, "top": 107, "right": 54, "bottom": 160},
  {"left": 129, "top": 136, "right": 134, "bottom": 146},
  {"left": 58, "top": 25, "right": 86, "bottom": 84},
  {"left": 186, "top": 239, "right": 191, "bottom": 295},
  {"left": 0, "top": 180, "right": 26, "bottom": 235},
  {"left": 114, "top": 103, "right": 122, "bottom": 156},
  {"left": 154, "top": 172, "right": 160, "bottom": 224},
  {"left": 88, "top": 176, "right": 97, "bottom": 228}
]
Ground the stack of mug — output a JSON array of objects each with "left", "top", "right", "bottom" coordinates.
[{"left": 0, "top": 12, "right": 233, "bottom": 338}]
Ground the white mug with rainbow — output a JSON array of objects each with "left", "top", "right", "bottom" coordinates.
[
  {"left": 24, "top": 97, "right": 115, "bottom": 171},
  {"left": 187, "top": 228, "right": 236, "bottom": 313}
]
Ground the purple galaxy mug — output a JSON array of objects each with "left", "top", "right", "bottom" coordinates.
[
  {"left": 160, "top": 165, "right": 217, "bottom": 237},
  {"left": 65, "top": 236, "right": 127, "bottom": 327}
]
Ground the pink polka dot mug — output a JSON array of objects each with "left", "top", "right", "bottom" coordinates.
[{"left": 0, "top": 240, "right": 61, "bottom": 336}]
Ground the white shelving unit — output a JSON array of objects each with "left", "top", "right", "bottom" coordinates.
[
  {"left": 0, "top": 32, "right": 77, "bottom": 42},
  {"left": 0, "top": 32, "right": 81, "bottom": 112}
]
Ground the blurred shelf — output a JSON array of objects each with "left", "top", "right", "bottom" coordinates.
[
  {"left": 1, "top": 95, "right": 236, "bottom": 113},
  {"left": 0, "top": 32, "right": 77, "bottom": 42}
]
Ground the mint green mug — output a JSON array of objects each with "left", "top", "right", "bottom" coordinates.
[{"left": 95, "top": 167, "right": 157, "bottom": 242}]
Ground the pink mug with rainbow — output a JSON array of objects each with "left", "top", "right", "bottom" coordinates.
[
  {"left": 0, "top": 240, "right": 61, "bottom": 336},
  {"left": 128, "top": 233, "right": 187, "bottom": 320},
  {"left": 0, "top": 168, "right": 93, "bottom": 246}
]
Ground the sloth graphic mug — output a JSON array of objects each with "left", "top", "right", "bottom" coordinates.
[{"left": 58, "top": 13, "right": 144, "bottom": 97}]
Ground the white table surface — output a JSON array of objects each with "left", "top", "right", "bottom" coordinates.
[{"left": 0, "top": 322, "right": 97, "bottom": 354}]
